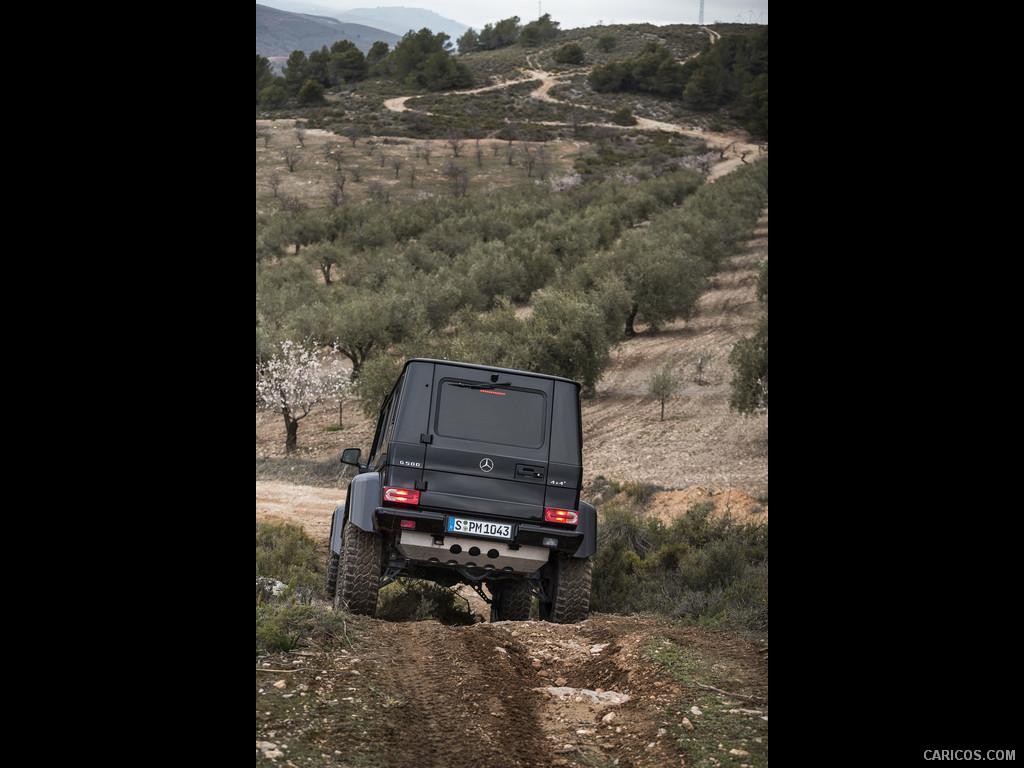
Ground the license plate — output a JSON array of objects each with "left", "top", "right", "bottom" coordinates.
[{"left": 446, "top": 516, "right": 513, "bottom": 540}]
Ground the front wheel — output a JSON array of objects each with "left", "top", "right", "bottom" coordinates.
[
  {"left": 333, "top": 518, "right": 384, "bottom": 616},
  {"left": 539, "top": 554, "right": 592, "bottom": 624}
]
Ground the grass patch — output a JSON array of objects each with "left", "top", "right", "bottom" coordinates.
[{"left": 649, "top": 637, "right": 768, "bottom": 767}]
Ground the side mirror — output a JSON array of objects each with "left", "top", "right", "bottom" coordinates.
[{"left": 340, "top": 448, "right": 362, "bottom": 467}]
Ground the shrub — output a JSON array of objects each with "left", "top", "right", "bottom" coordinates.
[
  {"left": 611, "top": 106, "right": 638, "bottom": 126},
  {"left": 552, "top": 43, "right": 585, "bottom": 65},
  {"left": 590, "top": 493, "right": 768, "bottom": 635},
  {"left": 256, "top": 522, "right": 322, "bottom": 592}
]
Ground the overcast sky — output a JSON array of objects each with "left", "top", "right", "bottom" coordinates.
[{"left": 313, "top": 2, "right": 767, "bottom": 31}]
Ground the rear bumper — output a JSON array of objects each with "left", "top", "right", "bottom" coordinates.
[
  {"left": 395, "top": 530, "right": 549, "bottom": 574},
  {"left": 375, "top": 506, "right": 584, "bottom": 558}
]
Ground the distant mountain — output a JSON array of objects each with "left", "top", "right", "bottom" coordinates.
[
  {"left": 257, "top": 2, "right": 469, "bottom": 44},
  {"left": 256, "top": 3, "right": 401, "bottom": 58}
]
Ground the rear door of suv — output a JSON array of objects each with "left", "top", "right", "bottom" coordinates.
[{"left": 419, "top": 363, "right": 552, "bottom": 523}]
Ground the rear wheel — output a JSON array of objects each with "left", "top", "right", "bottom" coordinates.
[
  {"left": 489, "top": 579, "right": 533, "bottom": 622},
  {"left": 539, "top": 554, "right": 592, "bottom": 624},
  {"left": 333, "top": 518, "right": 384, "bottom": 616},
  {"left": 323, "top": 549, "right": 340, "bottom": 598}
]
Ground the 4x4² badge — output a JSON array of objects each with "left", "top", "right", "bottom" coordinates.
[{"left": 479, "top": 458, "right": 494, "bottom": 472}]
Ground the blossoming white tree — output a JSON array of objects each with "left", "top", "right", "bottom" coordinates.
[{"left": 256, "top": 340, "right": 352, "bottom": 453}]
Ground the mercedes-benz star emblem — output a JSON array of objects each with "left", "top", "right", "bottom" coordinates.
[{"left": 479, "top": 458, "right": 494, "bottom": 472}]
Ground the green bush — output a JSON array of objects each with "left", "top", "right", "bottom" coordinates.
[
  {"left": 611, "top": 106, "right": 637, "bottom": 126},
  {"left": 590, "top": 494, "right": 768, "bottom": 635}
]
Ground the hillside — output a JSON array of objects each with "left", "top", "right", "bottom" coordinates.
[
  {"left": 256, "top": 197, "right": 767, "bottom": 538},
  {"left": 255, "top": 213, "right": 768, "bottom": 767},
  {"left": 257, "top": 31, "right": 768, "bottom": 767},
  {"left": 256, "top": 3, "right": 400, "bottom": 57}
]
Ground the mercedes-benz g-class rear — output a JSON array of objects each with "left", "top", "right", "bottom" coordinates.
[{"left": 324, "top": 359, "right": 596, "bottom": 623}]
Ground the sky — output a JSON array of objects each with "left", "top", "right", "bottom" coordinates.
[{"left": 302, "top": 1, "right": 767, "bottom": 32}]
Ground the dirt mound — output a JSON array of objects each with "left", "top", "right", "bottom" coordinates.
[{"left": 649, "top": 487, "right": 767, "bottom": 525}]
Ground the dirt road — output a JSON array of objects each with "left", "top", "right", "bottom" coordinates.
[{"left": 257, "top": 611, "right": 767, "bottom": 767}]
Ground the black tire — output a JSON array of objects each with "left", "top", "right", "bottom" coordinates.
[
  {"left": 539, "top": 554, "right": 592, "bottom": 624},
  {"left": 323, "top": 549, "right": 340, "bottom": 598},
  {"left": 490, "top": 579, "right": 533, "bottom": 622},
  {"left": 333, "top": 518, "right": 384, "bottom": 616}
]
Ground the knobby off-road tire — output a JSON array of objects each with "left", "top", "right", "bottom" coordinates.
[
  {"left": 540, "top": 554, "right": 592, "bottom": 624},
  {"left": 323, "top": 549, "right": 340, "bottom": 598},
  {"left": 334, "top": 519, "right": 384, "bottom": 617},
  {"left": 489, "top": 579, "right": 533, "bottom": 622}
]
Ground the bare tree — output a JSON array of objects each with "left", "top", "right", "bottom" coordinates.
[
  {"left": 256, "top": 125, "right": 272, "bottom": 147},
  {"left": 327, "top": 171, "right": 346, "bottom": 205},
  {"left": 323, "top": 142, "right": 344, "bottom": 170},
  {"left": 294, "top": 123, "right": 307, "bottom": 147},
  {"left": 692, "top": 350, "right": 714, "bottom": 386},
  {"left": 390, "top": 156, "right": 405, "bottom": 178},
  {"left": 522, "top": 146, "right": 537, "bottom": 177},
  {"left": 443, "top": 161, "right": 469, "bottom": 198},
  {"left": 367, "top": 181, "right": 390, "bottom": 203},
  {"left": 445, "top": 127, "right": 465, "bottom": 158},
  {"left": 283, "top": 148, "right": 301, "bottom": 172},
  {"left": 345, "top": 124, "right": 364, "bottom": 147}
]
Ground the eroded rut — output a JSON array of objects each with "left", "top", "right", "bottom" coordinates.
[
  {"left": 376, "top": 622, "right": 552, "bottom": 767},
  {"left": 332, "top": 614, "right": 767, "bottom": 768}
]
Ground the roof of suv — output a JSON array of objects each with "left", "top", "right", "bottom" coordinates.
[{"left": 402, "top": 358, "right": 581, "bottom": 387}]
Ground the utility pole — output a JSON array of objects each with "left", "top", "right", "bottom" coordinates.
[{"left": 699, "top": 0, "right": 705, "bottom": 24}]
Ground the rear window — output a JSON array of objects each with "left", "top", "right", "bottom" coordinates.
[{"left": 435, "top": 380, "right": 546, "bottom": 448}]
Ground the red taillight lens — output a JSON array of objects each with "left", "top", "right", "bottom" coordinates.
[
  {"left": 384, "top": 487, "right": 420, "bottom": 505},
  {"left": 544, "top": 507, "right": 579, "bottom": 525},
  {"left": 400, "top": 519, "right": 416, "bottom": 530}
]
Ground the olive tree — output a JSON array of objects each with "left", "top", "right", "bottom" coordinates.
[{"left": 647, "top": 363, "right": 680, "bottom": 421}]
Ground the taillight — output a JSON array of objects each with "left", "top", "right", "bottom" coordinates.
[
  {"left": 384, "top": 487, "right": 420, "bottom": 505},
  {"left": 544, "top": 507, "right": 579, "bottom": 525}
]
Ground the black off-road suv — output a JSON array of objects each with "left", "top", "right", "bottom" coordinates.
[{"left": 324, "top": 359, "right": 596, "bottom": 623}]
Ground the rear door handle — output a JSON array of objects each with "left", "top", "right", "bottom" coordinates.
[{"left": 517, "top": 465, "right": 544, "bottom": 478}]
